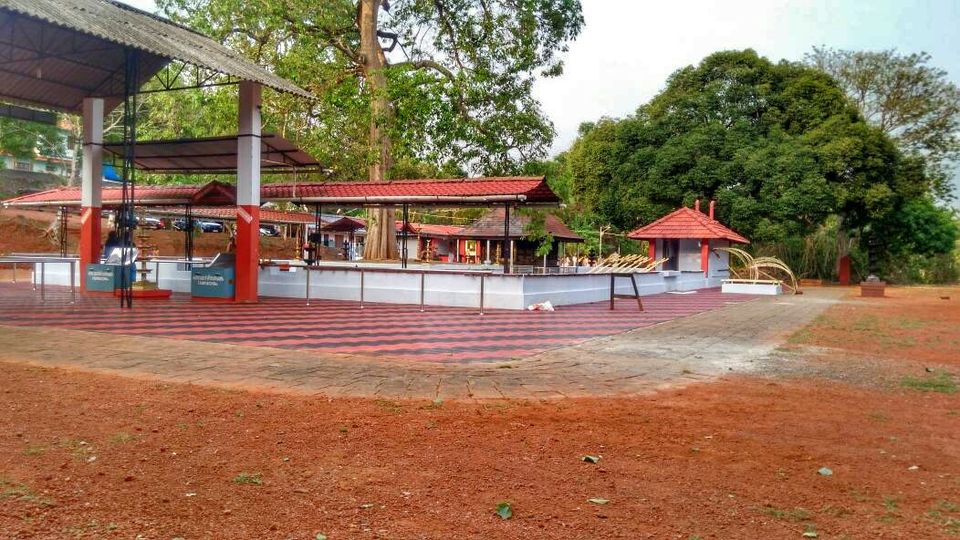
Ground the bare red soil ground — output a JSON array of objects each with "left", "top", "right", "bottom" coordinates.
[{"left": 1, "top": 289, "right": 958, "bottom": 539}]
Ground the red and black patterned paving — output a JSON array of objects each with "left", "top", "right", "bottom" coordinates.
[{"left": 0, "top": 284, "right": 755, "bottom": 362}]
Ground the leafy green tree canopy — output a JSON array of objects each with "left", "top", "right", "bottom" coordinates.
[
  {"left": 806, "top": 47, "right": 960, "bottom": 198},
  {"left": 0, "top": 117, "right": 65, "bottom": 161},
  {"left": 156, "top": 0, "right": 584, "bottom": 178},
  {"left": 564, "top": 49, "right": 920, "bottom": 245}
]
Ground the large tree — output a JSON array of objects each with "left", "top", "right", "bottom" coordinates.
[
  {"left": 0, "top": 117, "right": 65, "bottom": 162},
  {"left": 564, "top": 50, "right": 925, "bottom": 252},
  {"left": 158, "top": 0, "right": 584, "bottom": 259},
  {"left": 806, "top": 47, "right": 960, "bottom": 198}
]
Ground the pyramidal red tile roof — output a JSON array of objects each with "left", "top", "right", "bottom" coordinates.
[{"left": 627, "top": 207, "right": 749, "bottom": 244}]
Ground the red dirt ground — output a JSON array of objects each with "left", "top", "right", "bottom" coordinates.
[
  {"left": 1, "top": 289, "right": 958, "bottom": 539},
  {"left": 0, "top": 208, "right": 304, "bottom": 259}
]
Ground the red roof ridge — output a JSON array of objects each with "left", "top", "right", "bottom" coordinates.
[
  {"left": 269, "top": 176, "right": 545, "bottom": 188},
  {"left": 627, "top": 206, "right": 749, "bottom": 244}
]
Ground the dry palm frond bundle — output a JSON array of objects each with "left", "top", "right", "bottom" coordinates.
[
  {"left": 719, "top": 247, "right": 800, "bottom": 294},
  {"left": 587, "top": 253, "right": 669, "bottom": 274}
]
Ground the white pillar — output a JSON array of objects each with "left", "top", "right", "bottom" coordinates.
[
  {"left": 237, "top": 81, "right": 261, "bottom": 207},
  {"left": 81, "top": 98, "right": 104, "bottom": 208}
]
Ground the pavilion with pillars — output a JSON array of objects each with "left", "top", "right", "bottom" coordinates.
[
  {"left": 627, "top": 200, "right": 749, "bottom": 278},
  {"left": 0, "top": 0, "right": 313, "bottom": 302}
]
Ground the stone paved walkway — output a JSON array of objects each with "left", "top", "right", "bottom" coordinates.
[{"left": 0, "top": 288, "right": 845, "bottom": 399}]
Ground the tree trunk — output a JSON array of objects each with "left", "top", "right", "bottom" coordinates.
[
  {"left": 68, "top": 121, "right": 82, "bottom": 187},
  {"left": 358, "top": 0, "right": 398, "bottom": 260}
]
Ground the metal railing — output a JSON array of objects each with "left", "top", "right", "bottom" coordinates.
[
  {"left": 297, "top": 264, "right": 492, "bottom": 315},
  {"left": 0, "top": 255, "right": 78, "bottom": 304}
]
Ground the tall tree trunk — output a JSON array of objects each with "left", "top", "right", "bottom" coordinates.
[
  {"left": 359, "top": 0, "right": 398, "bottom": 260},
  {"left": 68, "top": 121, "right": 82, "bottom": 187}
]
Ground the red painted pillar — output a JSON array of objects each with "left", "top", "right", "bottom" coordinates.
[
  {"left": 700, "top": 239, "right": 710, "bottom": 275},
  {"left": 79, "top": 97, "right": 104, "bottom": 290},
  {"left": 235, "top": 81, "right": 261, "bottom": 302},
  {"left": 837, "top": 255, "right": 851, "bottom": 285},
  {"left": 647, "top": 240, "right": 656, "bottom": 260}
]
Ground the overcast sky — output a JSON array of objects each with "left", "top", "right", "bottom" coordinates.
[{"left": 120, "top": 0, "right": 960, "bottom": 201}]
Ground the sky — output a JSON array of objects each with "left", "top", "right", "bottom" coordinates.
[{"left": 120, "top": 0, "right": 960, "bottom": 202}]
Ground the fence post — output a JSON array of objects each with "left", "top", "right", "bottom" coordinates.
[
  {"left": 359, "top": 268, "right": 365, "bottom": 309},
  {"left": 40, "top": 261, "right": 45, "bottom": 303},
  {"left": 419, "top": 271, "right": 425, "bottom": 312},
  {"left": 609, "top": 272, "right": 615, "bottom": 310},
  {"left": 305, "top": 266, "right": 311, "bottom": 306},
  {"left": 479, "top": 273, "right": 485, "bottom": 316},
  {"left": 69, "top": 261, "right": 76, "bottom": 305}
]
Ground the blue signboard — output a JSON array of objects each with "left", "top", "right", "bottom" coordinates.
[
  {"left": 191, "top": 267, "right": 235, "bottom": 298},
  {"left": 86, "top": 263, "right": 135, "bottom": 291}
]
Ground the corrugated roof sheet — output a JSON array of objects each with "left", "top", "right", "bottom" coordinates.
[
  {"left": 102, "top": 134, "right": 322, "bottom": 174},
  {"left": 0, "top": 0, "right": 310, "bottom": 112},
  {"left": 626, "top": 207, "right": 749, "bottom": 244},
  {"left": 455, "top": 207, "right": 583, "bottom": 242},
  {"left": 2, "top": 185, "right": 199, "bottom": 206},
  {"left": 263, "top": 177, "right": 560, "bottom": 205}
]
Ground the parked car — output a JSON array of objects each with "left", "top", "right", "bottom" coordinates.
[
  {"left": 138, "top": 216, "right": 165, "bottom": 230},
  {"left": 171, "top": 218, "right": 193, "bottom": 231},
  {"left": 198, "top": 221, "right": 224, "bottom": 233},
  {"left": 259, "top": 224, "right": 281, "bottom": 237}
]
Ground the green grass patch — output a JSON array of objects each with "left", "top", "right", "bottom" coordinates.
[
  {"left": 893, "top": 316, "right": 930, "bottom": 329},
  {"left": 232, "top": 472, "right": 263, "bottom": 486},
  {"left": 0, "top": 477, "right": 55, "bottom": 507},
  {"left": 760, "top": 505, "right": 811, "bottom": 522},
  {"left": 901, "top": 373, "right": 957, "bottom": 393},
  {"left": 373, "top": 399, "right": 404, "bottom": 414},
  {"left": 21, "top": 445, "right": 46, "bottom": 456},
  {"left": 109, "top": 432, "right": 135, "bottom": 444}
]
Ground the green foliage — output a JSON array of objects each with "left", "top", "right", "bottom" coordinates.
[
  {"left": 0, "top": 117, "right": 66, "bottom": 160},
  {"left": 806, "top": 47, "right": 960, "bottom": 197},
  {"left": 232, "top": 472, "right": 263, "bottom": 485},
  {"left": 900, "top": 373, "right": 957, "bottom": 394},
  {"left": 155, "top": 0, "right": 584, "bottom": 178},
  {"left": 564, "top": 50, "right": 912, "bottom": 244},
  {"left": 518, "top": 208, "right": 554, "bottom": 257},
  {"left": 885, "top": 197, "right": 958, "bottom": 256}
]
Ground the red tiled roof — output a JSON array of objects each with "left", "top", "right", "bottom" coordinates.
[
  {"left": 626, "top": 207, "right": 749, "bottom": 244},
  {"left": 399, "top": 222, "right": 462, "bottom": 237},
  {"left": 4, "top": 177, "right": 560, "bottom": 207},
  {"left": 323, "top": 216, "right": 367, "bottom": 232},
  {"left": 262, "top": 176, "right": 559, "bottom": 205},
  {"left": 150, "top": 207, "right": 316, "bottom": 225},
  {"left": 454, "top": 207, "right": 583, "bottom": 242}
]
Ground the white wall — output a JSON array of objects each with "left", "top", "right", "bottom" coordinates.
[
  {"left": 677, "top": 239, "right": 702, "bottom": 272},
  {"left": 30, "top": 262, "right": 729, "bottom": 310}
]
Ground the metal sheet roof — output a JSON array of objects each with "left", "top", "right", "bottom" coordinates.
[
  {"left": 0, "top": 0, "right": 310, "bottom": 113},
  {"left": 626, "top": 207, "right": 750, "bottom": 244},
  {"left": 102, "top": 134, "right": 322, "bottom": 174},
  {"left": 2, "top": 184, "right": 199, "bottom": 206}
]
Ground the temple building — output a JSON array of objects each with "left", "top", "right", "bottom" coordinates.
[{"left": 627, "top": 200, "right": 749, "bottom": 279}]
